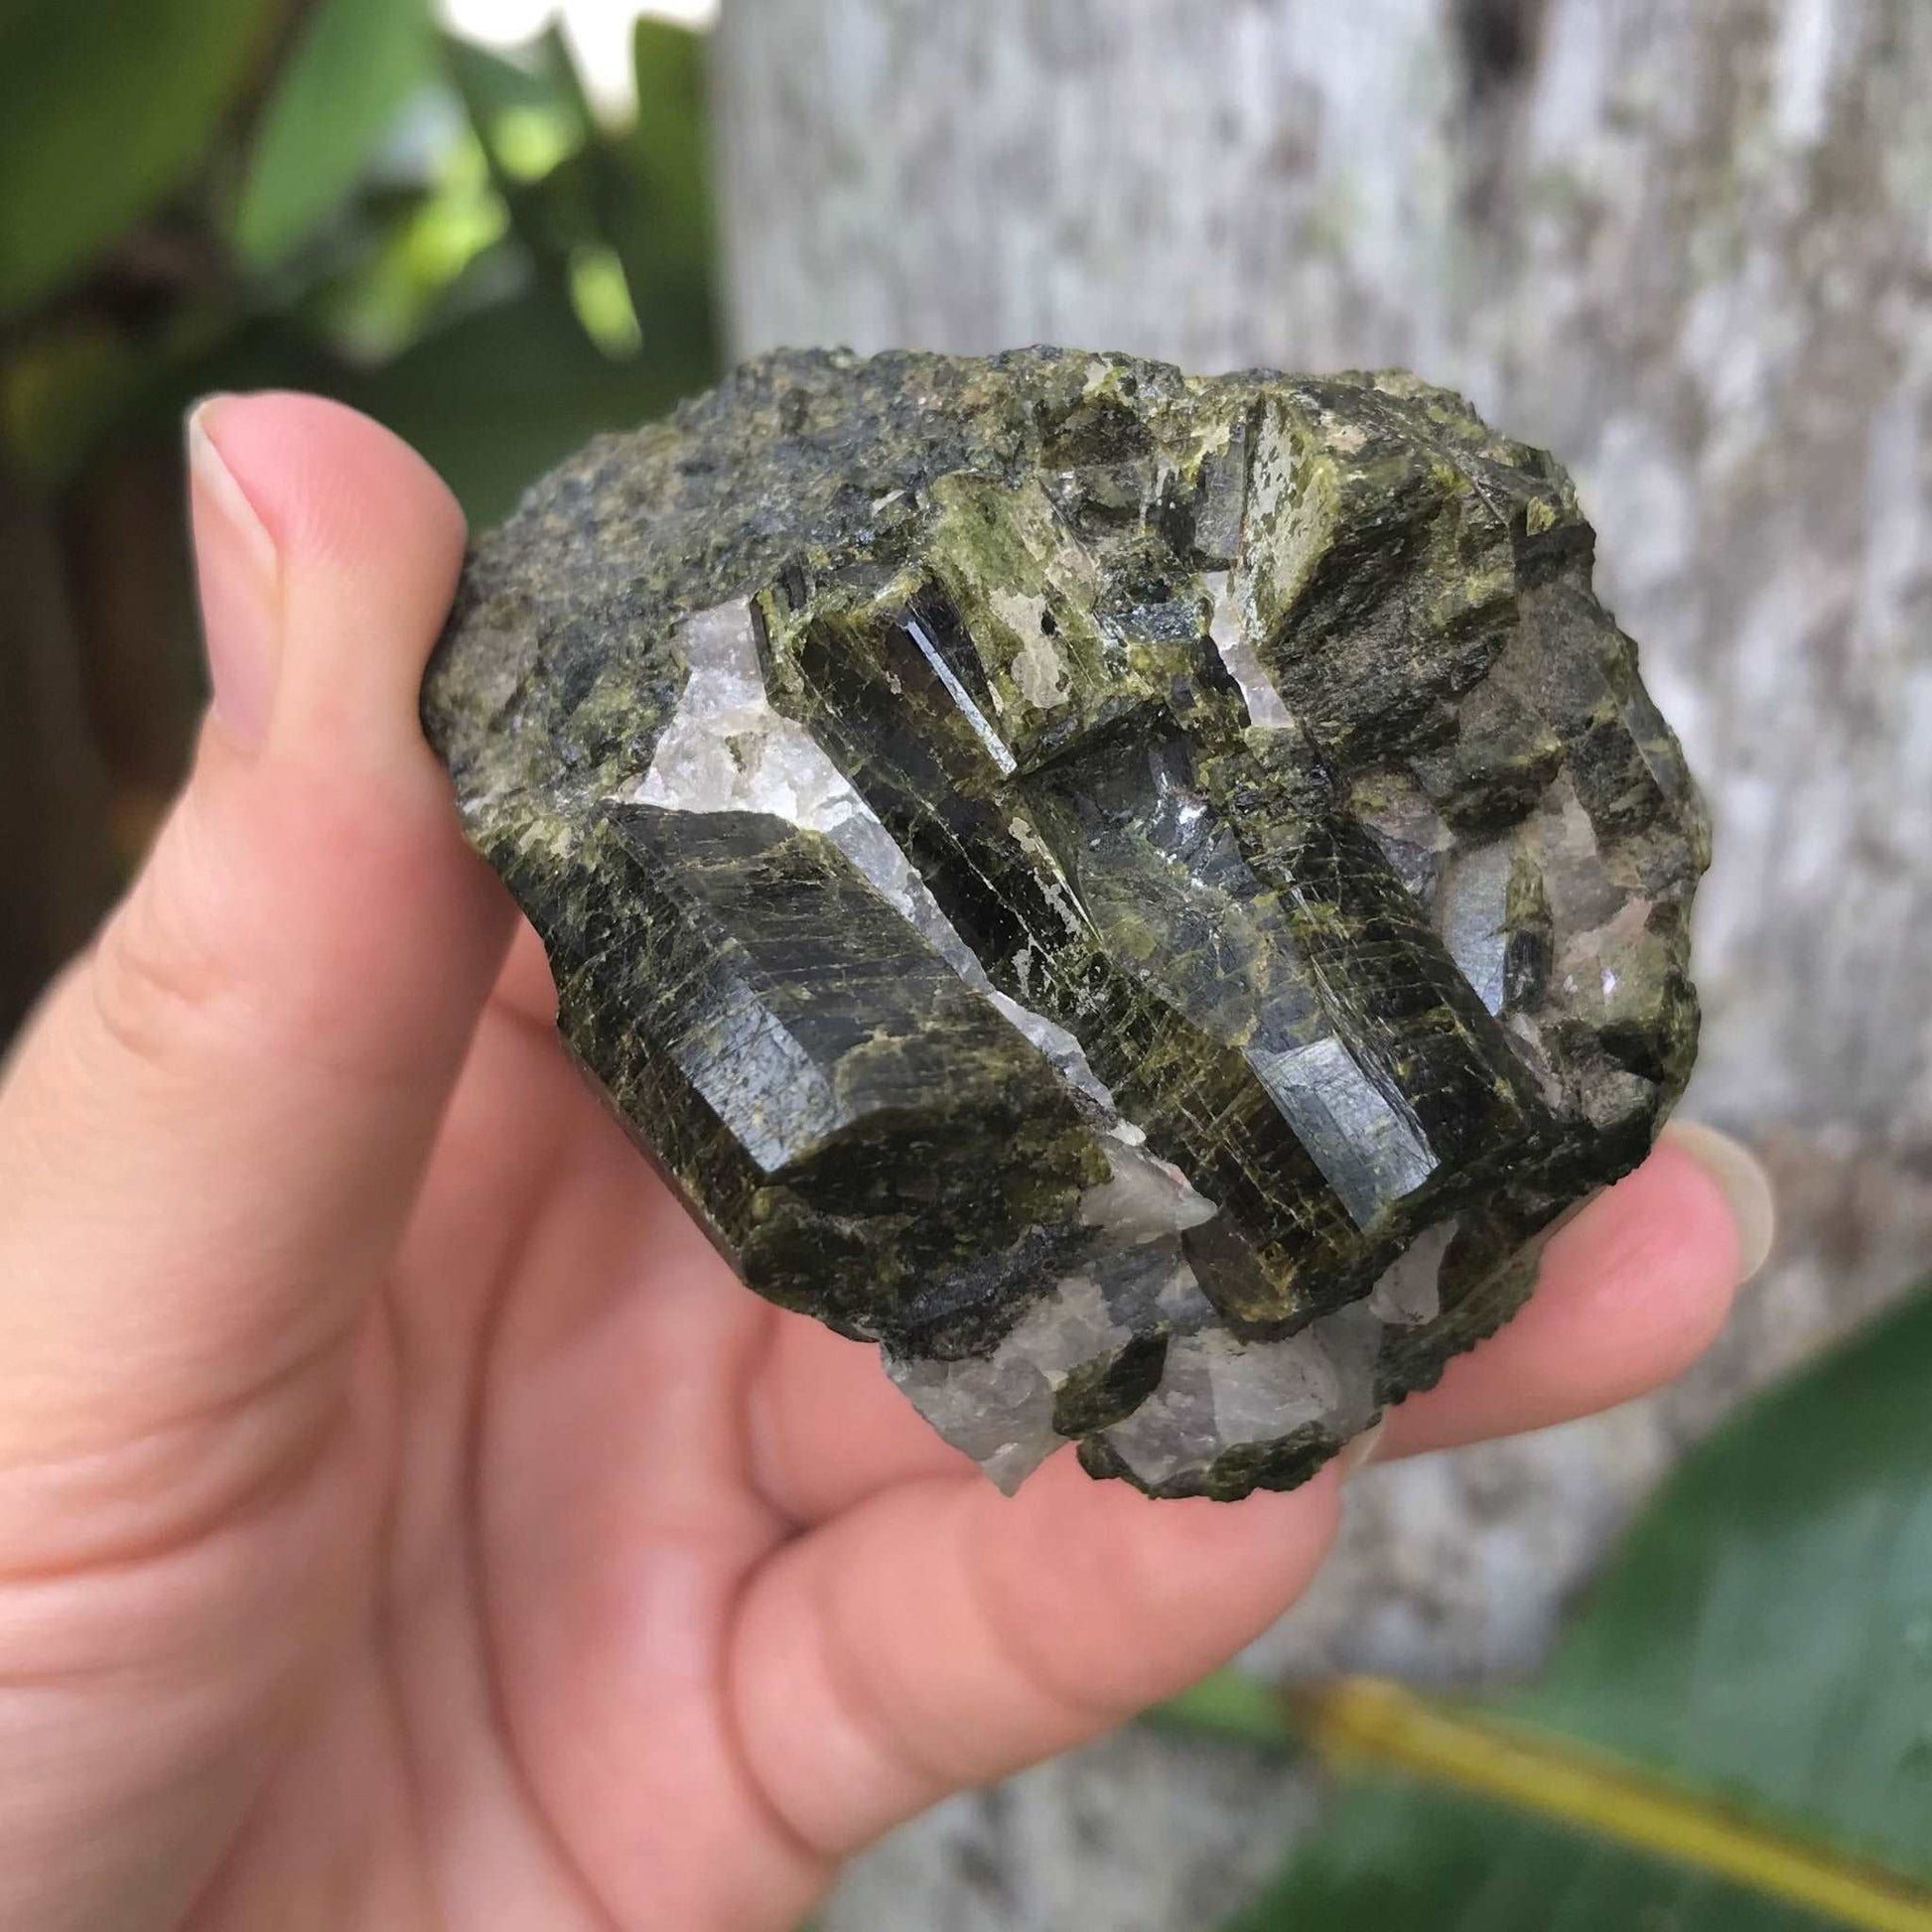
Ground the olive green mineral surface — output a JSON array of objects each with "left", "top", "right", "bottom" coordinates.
[{"left": 422, "top": 347, "right": 1707, "bottom": 1500}]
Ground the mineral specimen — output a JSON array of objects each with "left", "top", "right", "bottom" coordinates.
[{"left": 422, "top": 347, "right": 1707, "bottom": 1500}]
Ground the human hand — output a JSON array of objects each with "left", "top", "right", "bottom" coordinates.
[{"left": 0, "top": 394, "right": 1771, "bottom": 1931}]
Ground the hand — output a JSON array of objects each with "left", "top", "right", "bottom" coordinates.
[{"left": 0, "top": 394, "right": 1770, "bottom": 1932}]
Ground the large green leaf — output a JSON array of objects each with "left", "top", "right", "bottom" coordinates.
[
  {"left": 0, "top": 0, "right": 280, "bottom": 314},
  {"left": 1218, "top": 1285, "right": 1932, "bottom": 1929},
  {"left": 1513, "top": 1295, "right": 1932, "bottom": 1880},
  {"left": 232, "top": 0, "right": 436, "bottom": 266}
]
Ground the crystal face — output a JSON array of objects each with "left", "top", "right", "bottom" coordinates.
[{"left": 422, "top": 348, "right": 1708, "bottom": 1500}]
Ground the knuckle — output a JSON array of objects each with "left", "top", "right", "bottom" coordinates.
[
  {"left": 968, "top": 1511, "right": 1147, "bottom": 1726},
  {"left": 85, "top": 847, "right": 241, "bottom": 1082},
  {"left": 982, "top": 1581, "right": 1127, "bottom": 1727}
]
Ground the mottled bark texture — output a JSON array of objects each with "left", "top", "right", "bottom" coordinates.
[{"left": 713, "top": 0, "right": 1932, "bottom": 1923}]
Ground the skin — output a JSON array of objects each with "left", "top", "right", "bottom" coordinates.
[{"left": 0, "top": 394, "right": 1750, "bottom": 1932}]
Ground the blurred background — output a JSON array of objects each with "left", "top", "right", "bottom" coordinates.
[
  {"left": 2, "top": 0, "right": 724, "bottom": 1038},
  {"left": 5, "top": 2, "right": 1930, "bottom": 1927}
]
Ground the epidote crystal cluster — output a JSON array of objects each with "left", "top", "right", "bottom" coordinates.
[{"left": 422, "top": 347, "right": 1707, "bottom": 1500}]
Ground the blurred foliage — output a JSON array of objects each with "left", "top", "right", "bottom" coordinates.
[
  {"left": 233, "top": 0, "right": 438, "bottom": 269},
  {"left": 0, "top": 0, "right": 282, "bottom": 313},
  {"left": 0, "top": 0, "right": 722, "bottom": 1035},
  {"left": 1, "top": 0, "right": 721, "bottom": 518},
  {"left": 1166, "top": 1285, "right": 1932, "bottom": 1931}
]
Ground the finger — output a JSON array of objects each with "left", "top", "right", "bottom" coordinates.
[
  {"left": 473, "top": 1113, "right": 819, "bottom": 1932},
  {"left": 1376, "top": 1127, "right": 1768, "bottom": 1460},
  {"left": 0, "top": 393, "right": 510, "bottom": 1495},
  {"left": 490, "top": 914, "right": 560, "bottom": 1030},
  {"left": 746, "top": 1311, "right": 976, "bottom": 1526},
  {"left": 730, "top": 1449, "right": 1339, "bottom": 1860}
]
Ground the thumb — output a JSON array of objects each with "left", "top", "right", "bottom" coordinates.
[{"left": 0, "top": 392, "right": 510, "bottom": 1503}]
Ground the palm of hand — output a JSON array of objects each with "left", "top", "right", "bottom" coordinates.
[
  {"left": 190, "top": 947, "right": 927, "bottom": 1929},
  {"left": 191, "top": 942, "right": 1738, "bottom": 1932},
  {"left": 189, "top": 935, "right": 1315, "bottom": 1931}
]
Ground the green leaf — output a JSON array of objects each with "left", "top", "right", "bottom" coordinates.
[
  {"left": 340, "top": 282, "right": 708, "bottom": 523},
  {"left": 294, "top": 160, "right": 512, "bottom": 364},
  {"left": 1510, "top": 1288, "right": 1932, "bottom": 1881},
  {"left": 0, "top": 0, "right": 280, "bottom": 314},
  {"left": 1217, "top": 1285, "right": 1932, "bottom": 1928},
  {"left": 566, "top": 241, "right": 643, "bottom": 357},
  {"left": 441, "top": 30, "right": 592, "bottom": 317},
  {"left": 1228, "top": 1784, "right": 1863, "bottom": 1932},
  {"left": 442, "top": 27, "right": 592, "bottom": 150},
  {"left": 625, "top": 17, "right": 718, "bottom": 298},
  {"left": 437, "top": 22, "right": 720, "bottom": 384},
  {"left": 232, "top": 0, "right": 436, "bottom": 266}
]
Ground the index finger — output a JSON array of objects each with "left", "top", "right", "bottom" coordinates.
[{"left": 1374, "top": 1126, "right": 1768, "bottom": 1461}]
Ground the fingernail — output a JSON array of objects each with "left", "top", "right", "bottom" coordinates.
[
  {"left": 188, "top": 396, "right": 281, "bottom": 751},
  {"left": 1333, "top": 1418, "right": 1386, "bottom": 1484},
  {"left": 1661, "top": 1120, "right": 1777, "bottom": 1284}
]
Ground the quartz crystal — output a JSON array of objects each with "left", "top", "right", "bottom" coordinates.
[{"left": 422, "top": 348, "right": 1707, "bottom": 1500}]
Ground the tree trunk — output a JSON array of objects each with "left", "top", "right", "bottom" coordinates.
[{"left": 714, "top": 0, "right": 1932, "bottom": 1919}]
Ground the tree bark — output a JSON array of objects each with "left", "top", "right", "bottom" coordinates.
[{"left": 715, "top": 0, "right": 1932, "bottom": 1918}]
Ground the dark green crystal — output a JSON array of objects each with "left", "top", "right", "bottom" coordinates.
[{"left": 422, "top": 347, "right": 1707, "bottom": 1500}]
